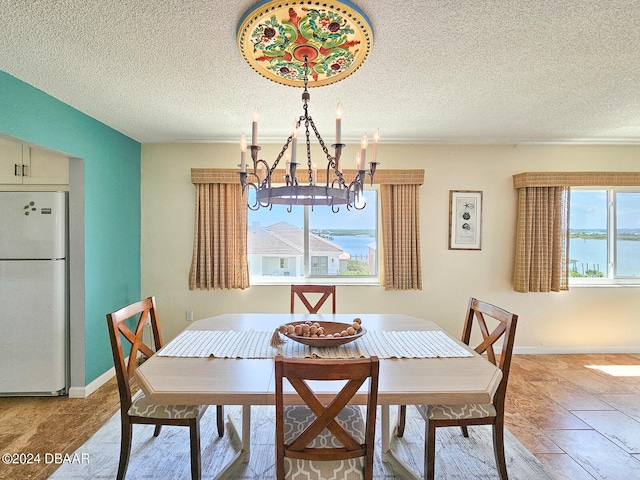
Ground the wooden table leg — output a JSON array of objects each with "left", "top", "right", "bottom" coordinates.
[
  {"left": 381, "top": 405, "right": 422, "bottom": 480},
  {"left": 212, "top": 405, "right": 252, "bottom": 479}
]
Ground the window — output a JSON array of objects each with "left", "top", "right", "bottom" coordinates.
[
  {"left": 310, "top": 256, "right": 328, "bottom": 275},
  {"left": 569, "top": 188, "right": 640, "bottom": 284},
  {"left": 247, "top": 190, "right": 379, "bottom": 284}
]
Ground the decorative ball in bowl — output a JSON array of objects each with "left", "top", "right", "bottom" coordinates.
[{"left": 278, "top": 319, "right": 366, "bottom": 347}]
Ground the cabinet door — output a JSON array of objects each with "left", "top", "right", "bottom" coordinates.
[
  {"left": 0, "top": 138, "right": 24, "bottom": 184},
  {"left": 23, "top": 148, "right": 69, "bottom": 185}
]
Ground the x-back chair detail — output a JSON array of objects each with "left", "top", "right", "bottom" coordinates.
[
  {"left": 290, "top": 284, "right": 337, "bottom": 313},
  {"left": 396, "top": 297, "right": 518, "bottom": 480},
  {"left": 106, "top": 296, "right": 224, "bottom": 480}
]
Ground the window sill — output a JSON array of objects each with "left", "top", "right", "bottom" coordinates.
[
  {"left": 250, "top": 277, "right": 381, "bottom": 287},
  {"left": 569, "top": 282, "right": 640, "bottom": 288}
]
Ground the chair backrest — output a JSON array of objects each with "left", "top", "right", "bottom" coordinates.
[
  {"left": 462, "top": 297, "right": 518, "bottom": 411},
  {"left": 275, "top": 356, "right": 379, "bottom": 478},
  {"left": 106, "top": 296, "right": 163, "bottom": 412},
  {"left": 290, "top": 285, "right": 336, "bottom": 313}
]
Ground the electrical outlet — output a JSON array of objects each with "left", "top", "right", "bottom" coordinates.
[{"left": 186, "top": 310, "right": 194, "bottom": 322}]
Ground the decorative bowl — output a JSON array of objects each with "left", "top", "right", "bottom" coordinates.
[{"left": 282, "top": 321, "right": 366, "bottom": 347}]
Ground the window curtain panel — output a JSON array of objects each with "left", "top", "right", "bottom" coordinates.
[
  {"left": 189, "top": 180, "right": 249, "bottom": 290},
  {"left": 190, "top": 168, "right": 423, "bottom": 291},
  {"left": 512, "top": 171, "right": 640, "bottom": 293},
  {"left": 513, "top": 186, "right": 569, "bottom": 293},
  {"left": 381, "top": 183, "right": 422, "bottom": 290}
]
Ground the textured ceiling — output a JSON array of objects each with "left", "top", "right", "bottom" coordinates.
[{"left": 1, "top": 1, "right": 639, "bottom": 145}]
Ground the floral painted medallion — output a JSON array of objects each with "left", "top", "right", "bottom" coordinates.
[{"left": 237, "top": 0, "right": 374, "bottom": 87}]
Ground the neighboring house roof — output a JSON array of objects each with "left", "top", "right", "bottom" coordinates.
[
  {"left": 248, "top": 223, "right": 301, "bottom": 256},
  {"left": 248, "top": 222, "right": 347, "bottom": 257}
]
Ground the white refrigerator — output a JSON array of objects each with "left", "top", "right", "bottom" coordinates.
[{"left": 0, "top": 191, "right": 68, "bottom": 395}]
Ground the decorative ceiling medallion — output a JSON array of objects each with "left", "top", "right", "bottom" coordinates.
[{"left": 237, "top": 0, "right": 374, "bottom": 88}]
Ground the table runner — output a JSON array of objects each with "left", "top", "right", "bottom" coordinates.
[{"left": 157, "top": 330, "right": 473, "bottom": 359}]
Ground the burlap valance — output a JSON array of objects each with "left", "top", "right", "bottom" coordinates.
[
  {"left": 191, "top": 168, "right": 424, "bottom": 185},
  {"left": 513, "top": 172, "right": 640, "bottom": 188}
]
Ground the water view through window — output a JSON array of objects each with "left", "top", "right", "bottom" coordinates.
[
  {"left": 569, "top": 190, "right": 640, "bottom": 280},
  {"left": 247, "top": 190, "right": 378, "bottom": 281}
]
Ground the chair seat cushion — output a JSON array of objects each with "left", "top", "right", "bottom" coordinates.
[
  {"left": 128, "top": 390, "right": 206, "bottom": 419},
  {"left": 417, "top": 403, "right": 496, "bottom": 421},
  {"left": 283, "top": 405, "right": 365, "bottom": 480}
]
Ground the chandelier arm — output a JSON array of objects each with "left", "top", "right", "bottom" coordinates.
[
  {"left": 245, "top": 182, "right": 261, "bottom": 211},
  {"left": 255, "top": 159, "right": 271, "bottom": 188},
  {"left": 239, "top": 171, "right": 247, "bottom": 193},
  {"left": 246, "top": 171, "right": 260, "bottom": 186},
  {"left": 289, "top": 162, "right": 298, "bottom": 187},
  {"left": 327, "top": 185, "right": 343, "bottom": 213},
  {"left": 352, "top": 178, "right": 367, "bottom": 210},
  {"left": 346, "top": 178, "right": 361, "bottom": 207},
  {"left": 368, "top": 161, "right": 379, "bottom": 186},
  {"left": 250, "top": 145, "right": 260, "bottom": 173},
  {"left": 308, "top": 117, "right": 348, "bottom": 189},
  {"left": 325, "top": 163, "right": 333, "bottom": 189},
  {"left": 358, "top": 170, "right": 367, "bottom": 185}
]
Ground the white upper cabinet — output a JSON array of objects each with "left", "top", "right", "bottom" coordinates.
[
  {"left": 25, "top": 147, "right": 69, "bottom": 184},
  {"left": 0, "top": 137, "right": 23, "bottom": 184},
  {"left": 0, "top": 138, "right": 69, "bottom": 185}
]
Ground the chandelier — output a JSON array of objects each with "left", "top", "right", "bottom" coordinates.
[
  {"left": 239, "top": 60, "right": 379, "bottom": 212},
  {"left": 236, "top": 0, "right": 378, "bottom": 212}
]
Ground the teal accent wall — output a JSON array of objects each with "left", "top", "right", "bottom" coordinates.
[{"left": 0, "top": 70, "right": 141, "bottom": 385}]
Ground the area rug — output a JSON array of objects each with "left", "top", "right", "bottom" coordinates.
[{"left": 48, "top": 405, "right": 555, "bottom": 479}]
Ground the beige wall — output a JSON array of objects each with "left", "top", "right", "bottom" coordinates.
[{"left": 141, "top": 143, "right": 640, "bottom": 352}]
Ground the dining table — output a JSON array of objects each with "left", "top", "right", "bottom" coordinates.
[{"left": 134, "top": 313, "right": 502, "bottom": 480}]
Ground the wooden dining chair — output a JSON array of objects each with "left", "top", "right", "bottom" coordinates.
[
  {"left": 396, "top": 297, "right": 518, "bottom": 480},
  {"left": 290, "top": 284, "right": 336, "bottom": 313},
  {"left": 275, "top": 356, "right": 379, "bottom": 480},
  {"left": 106, "top": 296, "right": 224, "bottom": 480}
]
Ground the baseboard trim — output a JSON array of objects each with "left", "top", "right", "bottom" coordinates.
[
  {"left": 514, "top": 345, "right": 640, "bottom": 354},
  {"left": 68, "top": 365, "right": 116, "bottom": 398}
]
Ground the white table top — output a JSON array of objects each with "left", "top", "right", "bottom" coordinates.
[{"left": 135, "top": 313, "right": 502, "bottom": 407}]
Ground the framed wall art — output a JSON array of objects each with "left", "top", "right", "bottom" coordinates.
[{"left": 449, "top": 190, "right": 482, "bottom": 250}]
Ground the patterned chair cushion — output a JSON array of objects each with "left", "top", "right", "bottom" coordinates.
[
  {"left": 128, "top": 390, "right": 206, "bottom": 419},
  {"left": 416, "top": 403, "right": 496, "bottom": 421},
  {"left": 283, "top": 405, "right": 366, "bottom": 480}
]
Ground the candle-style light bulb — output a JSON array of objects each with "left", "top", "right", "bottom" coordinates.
[
  {"left": 251, "top": 107, "right": 259, "bottom": 145},
  {"left": 285, "top": 152, "right": 291, "bottom": 178},
  {"left": 372, "top": 128, "right": 380, "bottom": 164},
  {"left": 359, "top": 134, "right": 368, "bottom": 170},
  {"left": 335, "top": 101, "right": 343, "bottom": 144},
  {"left": 291, "top": 124, "right": 298, "bottom": 165},
  {"left": 240, "top": 133, "right": 247, "bottom": 172}
]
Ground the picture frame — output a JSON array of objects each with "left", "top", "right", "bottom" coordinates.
[{"left": 449, "top": 190, "right": 482, "bottom": 250}]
